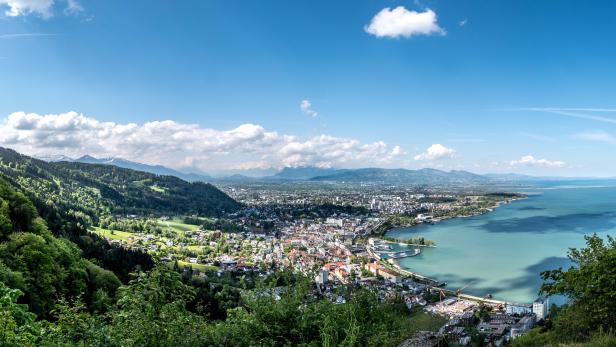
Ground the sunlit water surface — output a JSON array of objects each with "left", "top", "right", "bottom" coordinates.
[{"left": 386, "top": 184, "right": 616, "bottom": 303}]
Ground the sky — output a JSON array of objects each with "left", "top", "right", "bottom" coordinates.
[{"left": 1, "top": 0, "right": 616, "bottom": 176}]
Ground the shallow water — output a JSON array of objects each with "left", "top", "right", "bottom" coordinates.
[{"left": 386, "top": 185, "right": 616, "bottom": 303}]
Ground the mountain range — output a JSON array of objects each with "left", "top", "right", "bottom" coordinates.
[
  {"left": 32, "top": 152, "right": 607, "bottom": 186},
  {"left": 301, "top": 167, "right": 490, "bottom": 185}
]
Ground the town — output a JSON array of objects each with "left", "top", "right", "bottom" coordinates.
[{"left": 90, "top": 182, "right": 537, "bottom": 345}]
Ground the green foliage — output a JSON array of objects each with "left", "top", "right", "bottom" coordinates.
[
  {"left": 518, "top": 234, "right": 616, "bottom": 345},
  {"left": 107, "top": 266, "right": 206, "bottom": 346},
  {"left": 0, "top": 282, "right": 41, "bottom": 346},
  {"left": 202, "top": 281, "right": 445, "bottom": 347},
  {"left": 0, "top": 178, "right": 122, "bottom": 319},
  {"left": 201, "top": 218, "right": 244, "bottom": 232},
  {"left": 1, "top": 265, "right": 445, "bottom": 346},
  {"left": 511, "top": 329, "right": 616, "bottom": 347},
  {"left": 0, "top": 199, "right": 12, "bottom": 240},
  {"left": 540, "top": 234, "right": 616, "bottom": 342}
]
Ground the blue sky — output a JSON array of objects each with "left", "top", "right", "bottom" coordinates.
[{"left": 1, "top": 0, "right": 616, "bottom": 176}]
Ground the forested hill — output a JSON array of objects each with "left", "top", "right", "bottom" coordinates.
[{"left": 0, "top": 147, "right": 241, "bottom": 221}]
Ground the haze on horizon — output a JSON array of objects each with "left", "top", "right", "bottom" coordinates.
[{"left": 1, "top": 0, "right": 616, "bottom": 177}]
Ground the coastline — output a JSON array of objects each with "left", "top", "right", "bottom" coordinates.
[
  {"left": 371, "top": 194, "right": 528, "bottom": 304},
  {"left": 384, "top": 195, "right": 527, "bottom": 235}
]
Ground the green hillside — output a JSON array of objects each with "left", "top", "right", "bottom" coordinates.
[
  {"left": 0, "top": 175, "right": 446, "bottom": 346},
  {"left": 0, "top": 147, "right": 241, "bottom": 222}
]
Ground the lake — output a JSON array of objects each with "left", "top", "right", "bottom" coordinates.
[{"left": 386, "top": 184, "right": 616, "bottom": 304}]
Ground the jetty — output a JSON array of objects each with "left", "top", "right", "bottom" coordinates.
[{"left": 391, "top": 260, "right": 509, "bottom": 305}]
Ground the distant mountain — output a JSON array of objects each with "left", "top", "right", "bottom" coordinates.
[
  {"left": 72, "top": 155, "right": 211, "bottom": 182},
  {"left": 36, "top": 154, "right": 75, "bottom": 162},
  {"left": 310, "top": 168, "right": 492, "bottom": 185},
  {"left": 272, "top": 167, "right": 341, "bottom": 180},
  {"left": 0, "top": 147, "right": 241, "bottom": 218}
]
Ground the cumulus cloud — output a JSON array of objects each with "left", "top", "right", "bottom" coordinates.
[
  {"left": 509, "top": 155, "right": 565, "bottom": 168},
  {"left": 391, "top": 145, "right": 403, "bottom": 156},
  {"left": 1, "top": 0, "right": 54, "bottom": 17},
  {"left": 0, "top": 111, "right": 405, "bottom": 172},
  {"left": 414, "top": 144, "right": 455, "bottom": 161},
  {"left": 365, "top": 7, "right": 445, "bottom": 39},
  {"left": 573, "top": 131, "right": 615, "bottom": 143},
  {"left": 64, "top": 0, "right": 81, "bottom": 15},
  {"left": 1, "top": 0, "right": 82, "bottom": 18},
  {"left": 300, "top": 100, "right": 317, "bottom": 118}
]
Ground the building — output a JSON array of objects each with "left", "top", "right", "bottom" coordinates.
[
  {"left": 506, "top": 303, "right": 533, "bottom": 315},
  {"left": 364, "top": 262, "right": 400, "bottom": 283},
  {"left": 315, "top": 269, "right": 329, "bottom": 285},
  {"left": 533, "top": 297, "right": 549, "bottom": 320},
  {"left": 510, "top": 316, "right": 536, "bottom": 339},
  {"left": 325, "top": 218, "right": 343, "bottom": 227}
]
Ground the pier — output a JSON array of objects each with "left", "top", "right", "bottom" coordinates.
[
  {"left": 368, "top": 248, "right": 513, "bottom": 306},
  {"left": 381, "top": 248, "right": 421, "bottom": 259}
]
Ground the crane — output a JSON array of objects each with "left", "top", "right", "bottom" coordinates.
[
  {"left": 438, "top": 288, "right": 446, "bottom": 301},
  {"left": 456, "top": 281, "right": 474, "bottom": 299}
]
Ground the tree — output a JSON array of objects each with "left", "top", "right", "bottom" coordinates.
[
  {"left": 107, "top": 265, "right": 206, "bottom": 346},
  {"left": 0, "top": 281, "right": 41, "bottom": 346},
  {"left": 540, "top": 234, "right": 616, "bottom": 341}
]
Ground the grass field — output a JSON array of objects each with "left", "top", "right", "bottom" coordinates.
[
  {"left": 91, "top": 226, "right": 136, "bottom": 241},
  {"left": 149, "top": 185, "right": 167, "bottom": 193},
  {"left": 156, "top": 218, "right": 200, "bottom": 235},
  {"left": 177, "top": 260, "right": 219, "bottom": 272}
]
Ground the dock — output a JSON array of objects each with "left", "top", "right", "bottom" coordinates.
[{"left": 372, "top": 250, "right": 512, "bottom": 306}]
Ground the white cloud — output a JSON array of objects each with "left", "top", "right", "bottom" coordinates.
[
  {"left": 509, "top": 155, "right": 565, "bottom": 168},
  {"left": 63, "top": 0, "right": 81, "bottom": 15},
  {"left": 0, "top": 111, "right": 405, "bottom": 172},
  {"left": 414, "top": 144, "right": 455, "bottom": 161},
  {"left": 0, "top": 0, "right": 82, "bottom": 18},
  {"left": 391, "top": 145, "right": 403, "bottom": 156},
  {"left": 300, "top": 100, "right": 318, "bottom": 118},
  {"left": 459, "top": 18, "right": 468, "bottom": 27},
  {"left": 1, "top": 0, "right": 54, "bottom": 17},
  {"left": 573, "top": 130, "right": 616, "bottom": 143},
  {"left": 365, "top": 7, "right": 445, "bottom": 39}
]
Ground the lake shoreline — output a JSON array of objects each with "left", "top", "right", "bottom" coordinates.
[
  {"left": 384, "top": 195, "right": 528, "bottom": 238},
  {"left": 383, "top": 186, "right": 616, "bottom": 303},
  {"left": 380, "top": 194, "right": 538, "bottom": 303}
]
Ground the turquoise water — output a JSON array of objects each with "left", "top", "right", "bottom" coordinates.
[{"left": 386, "top": 185, "right": 616, "bottom": 304}]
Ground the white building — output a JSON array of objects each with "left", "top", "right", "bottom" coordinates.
[
  {"left": 506, "top": 303, "right": 533, "bottom": 315},
  {"left": 315, "top": 269, "right": 329, "bottom": 285},
  {"left": 533, "top": 297, "right": 549, "bottom": 320}
]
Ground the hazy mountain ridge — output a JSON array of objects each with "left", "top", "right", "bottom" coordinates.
[
  {"left": 274, "top": 168, "right": 491, "bottom": 185},
  {"left": 272, "top": 167, "right": 341, "bottom": 180},
  {"left": 33, "top": 154, "right": 603, "bottom": 185}
]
